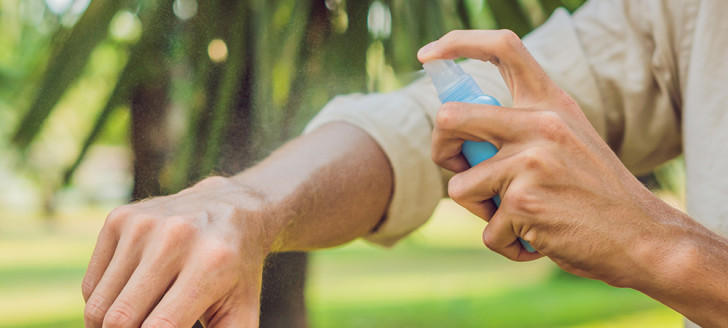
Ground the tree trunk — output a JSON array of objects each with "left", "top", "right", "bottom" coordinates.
[
  {"left": 130, "top": 72, "right": 170, "bottom": 201},
  {"left": 259, "top": 252, "right": 309, "bottom": 328},
  {"left": 214, "top": 59, "right": 310, "bottom": 328},
  {"left": 129, "top": 0, "right": 175, "bottom": 202}
]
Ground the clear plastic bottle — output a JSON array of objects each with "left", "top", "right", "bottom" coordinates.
[{"left": 424, "top": 59, "right": 536, "bottom": 252}]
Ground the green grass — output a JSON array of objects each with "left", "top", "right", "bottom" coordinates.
[
  {"left": 307, "top": 243, "right": 679, "bottom": 328},
  {"left": 308, "top": 200, "right": 680, "bottom": 327},
  {"left": 309, "top": 277, "right": 671, "bottom": 328},
  {"left": 0, "top": 200, "right": 681, "bottom": 327}
]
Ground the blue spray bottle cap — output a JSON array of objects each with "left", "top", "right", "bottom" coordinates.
[{"left": 424, "top": 59, "right": 536, "bottom": 253}]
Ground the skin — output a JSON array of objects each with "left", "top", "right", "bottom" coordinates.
[
  {"left": 82, "top": 27, "right": 728, "bottom": 327},
  {"left": 81, "top": 122, "right": 392, "bottom": 327},
  {"left": 418, "top": 30, "right": 728, "bottom": 327}
]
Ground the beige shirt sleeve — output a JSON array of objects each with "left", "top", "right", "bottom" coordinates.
[
  {"left": 304, "top": 0, "right": 683, "bottom": 246},
  {"left": 303, "top": 84, "right": 446, "bottom": 246}
]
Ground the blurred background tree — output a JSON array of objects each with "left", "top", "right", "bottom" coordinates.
[{"left": 12, "top": 0, "right": 693, "bottom": 327}]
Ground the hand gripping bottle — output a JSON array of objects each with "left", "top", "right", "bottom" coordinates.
[{"left": 423, "top": 59, "right": 536, "bottom": 253}]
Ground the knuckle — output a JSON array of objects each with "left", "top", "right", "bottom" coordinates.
[
  {"left": 506, "top": 188, "right": 542, "bottom": 215},
  {"left": 442, "top": 29, "right": 465, "bottom": 42},
  {"left": 481, "top": 230, "right": 510, "bottom": 261},
  {"left": 496, "top": 29, "right": 522, "bottom": 49},
  {"left": 208, "top": 243, "right": 237, "bottom": 265},
  {"left": 142, "top": 312, "right": 179, "bottom": 328},
  {"left": 482, "top": 231, "right": 496, "bottom": 250},
  {"left": 430, "top": 140, "right": 450, "bottom": 168},
  {"left": 116, "top": 215, "right": 156, "bottom": 246},
  {"left": 430, "top": 146, "right": 444, "bottom": 166},
  {"left": 106, "top": 205, "right": 133, "bottom": 228},
  {"left": 483, "top": 240, "right": 497, "bottom": 252},
  {"left": 201, "top": 242, "right": 239, "bottom": 273},
  {"left": 506, "top": 190, "right": 528, "bottom": 211},
  {"left": 84, "top": 297, "right": 109, "bottom": 325},
  {"left": 154, "top": 219, "right": 198, "bottom": 255},
  {"left": 433, "top": 30, "right": 467, "bottom": 58},
  {"left": 81, "top": 278, "right": 96, "bottom": 300},
  {"left": 432, "top": 155, "right": 453, "bottom": 170},
  {"left": 107, "top": 205, "right": 128, "bottom": 219},
  {"left": 431, "top": 153, "right": 448, "bottom": 169},
  {"left": 160, "top": 216, "right": 197, "bottom": 240},
  {"left": 534, "top": 111, "right": 569, "bottom": 141},
  {"left": 128, "top": 215, "right": 155, "bottom": 235},
  {"left": 435, "top": 103, "right": 463, "bottom": 130},
  {"left": 519, "top": 147, "right": 546, "bottom": 172},
  {"left": 104, "top": 301, "right": 137, "bottom": 327},
  {"left": 447, "top": 175, "right": 466, "bottom": 201},
  {"left": 520, "top": 146, "right": 561, "bottom": 177}
]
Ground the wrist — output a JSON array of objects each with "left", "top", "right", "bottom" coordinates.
[
  {"left": 190, "top": 176, "right": 280, "bottom": 257},
  {"left": 623, "top": 205, "right": 728, "bottom": 326},
  {"left": 623, "top": 201, "right": 701, "bottom": 294}
]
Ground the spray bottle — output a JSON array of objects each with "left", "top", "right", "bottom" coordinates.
[{"left": 423, "top": 59, "right": 536, "bottom": 253}]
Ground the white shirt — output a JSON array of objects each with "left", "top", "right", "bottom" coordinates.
[{"left": 306, "top": 2, "right": 727, "bottom": 325}]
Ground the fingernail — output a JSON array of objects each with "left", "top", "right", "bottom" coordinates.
[{"left": 418, "top": 41, "right": 437, "bottom": 57}]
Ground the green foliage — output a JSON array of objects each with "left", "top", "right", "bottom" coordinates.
[
  {"left": 487, "top": 0, "right": 534, "bottom": 36},
  {"left": 11, "top": 0, "right": 129, "bottom": 149},
  {"left": 7, "top": 0, "right": 587, "bottom": 193},
  {"left": 63, "top": 0, "right": 176, "bottom": 185}
]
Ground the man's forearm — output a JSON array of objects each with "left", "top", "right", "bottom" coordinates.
[
  {"left": 632, "top": 205, "right": 728, "bottom": 327},
  {"left": 212, "top": 122, "right": 393, "bottom": 252},
  {"left": 82, "top": 122, "right": 393, "bottom": 327}
]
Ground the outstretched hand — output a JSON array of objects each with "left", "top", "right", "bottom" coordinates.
[
  {"left": 418, "top": 30, "right": 683, "bottom": 286},
  {"left": 82, "top": 177, "right": 267, "bottom": 328}
]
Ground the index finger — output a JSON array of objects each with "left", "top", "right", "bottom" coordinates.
[
  {"left": 417, "top": 29, "right": 557, "bottom": 108},
  {"left": 431, "top": 102, "right": 540, "bottom": 172}
]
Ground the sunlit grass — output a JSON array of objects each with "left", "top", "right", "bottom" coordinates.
[
  {"left": 308, "top": 200, "right": 681, "bottom": 327},
  {"left": 0, "top": 200, "right": 681, "bottom": 327},
  {"left": 569, "top": 308, "right": 681, "bottom": 328}
]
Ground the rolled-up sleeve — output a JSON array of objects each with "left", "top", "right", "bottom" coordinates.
[
  {"left": 304, "top": 0, "right": 684, "bottom": 246},
  {"left": 303, "top": 83, "right": 445, "bottom": 246},
  {"left": 525, "top": 1, "right": 684, "bottom": 175}
]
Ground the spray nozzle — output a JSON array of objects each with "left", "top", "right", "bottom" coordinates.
[
  {"left": 423, "top": 59, "right": 484, "bottom": 103},
  {"left": 422, "top": 60, "right": 466, "bottom": 95}
]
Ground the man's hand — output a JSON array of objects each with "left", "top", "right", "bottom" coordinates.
[
  {"left": 418, "top": 30, "right": 695, "bottom": 285},
  {"left": 81, "top": 122, "right": 392, "bottom": 327},
  {"left": 82, "top": 177, "right": 268, "bottom": 327},
  {"left": 418, "top": 31, "right": 728, "bottom": 327},
  {"left": 419, "top": 30, "right": 728, "bottom": 326}
]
